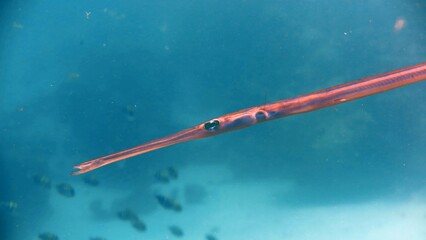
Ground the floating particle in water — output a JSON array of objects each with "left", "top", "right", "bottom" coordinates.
[
  {"left": 131, "top": 219, "right": 147, "bottom": 232},
  {"left": 56, "top": 183, "right": 75, "bottom": 197},
  {"left": 117, "top": 209, "right": 139, "bottom": 222},
  {"left": 168, "top": 225, "right": 184, "bottom": 237},
  {"left": 394, "top": 17, "right": 406, "bottom": 32},
  {"left": 154, "top": 167, "right": 178, "bottom": 183},
  {"left": 82, "top": 175, "right": 99, "bottom": 186},
  {"left": 155, "top": 195, "right": 182, "bottom": 212},
  {"left": 33, "top": 175, "right": 52, "bottom": 189},
  {"left": 38, "top": 232, "right": 58, "bottom": 240},
  {"left": 205, "top": 234, "right": 218, "bottom": 240}
]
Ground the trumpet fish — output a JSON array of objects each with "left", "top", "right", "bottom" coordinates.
[{"left": 72, "top": 62, "right": 426, "bottom": 175}]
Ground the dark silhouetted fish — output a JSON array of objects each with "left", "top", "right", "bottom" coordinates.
[
  {"left": 38, "top": 232, "right": 59, "bottom": 240},
  {"left": 167, "top": 167, "right": 178, "bottom": 180},
  {"left": 56, "top": 183, "right": 75, "bottom": 197},
  {"left": 169, "top": 225, "right": 184, "bottom": 237},
  {"left": 89, "top": 237, "right": 107, "bottom": 240},
  {"left": 205, "top": 234, "right": 218, "bottom": 240},
  {"left": 124, "top": 105, "right": 137, "bottom": 122},
  {"left": 155, "top": 195, "right": 182, "bottom": 212},
  {"left": 132, "top": 219, "right": 147, "bottom": 232},
  {"left": 117, "top": 209, "right": 139, "bottom": 222},
  {"left": 154, "top": 167, "right": 178, "bottom": 183},
  {"left": 82, "top": 175, "right": 99, "bottom": 186}
]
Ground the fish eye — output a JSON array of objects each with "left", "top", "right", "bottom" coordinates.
[{"left": 204, "top": 119, "right": 220, "bottom": 131}]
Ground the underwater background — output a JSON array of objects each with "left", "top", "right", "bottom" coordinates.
[{"left": 1, "top": 0, "right": 426, "bottom": 239}]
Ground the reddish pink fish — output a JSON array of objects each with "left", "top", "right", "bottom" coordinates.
[{"left": 73, "top": 62, "right": 426, "bottom": 175}]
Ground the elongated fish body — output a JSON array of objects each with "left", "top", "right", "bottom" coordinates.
[{"left": 72, "top": 62, "right": 426, "bottom": 175}]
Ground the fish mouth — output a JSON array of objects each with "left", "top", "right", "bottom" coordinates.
[{"left": 72, "top": 125, "right": 210, "bottom": 175}]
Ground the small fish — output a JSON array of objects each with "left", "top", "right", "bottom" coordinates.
[
  {"left": 168, "top": 225, "right": 184, "bottom": 237},
  {"left": 12, "top": 22, "right": 24, "bottom": 29},
  {"left": 0, "top": 201, "right": 18, "bottom": 211},
  {"left": 68, "top": 72, "right": 80, "bottom": 81},
  {"left": 154, "top": 167, "right": 178, "bottom": 183},
  {"left": 205, "top": 234, "right": 218, "bottom": 240},
  {"left": 117, "top": 209, "right": 139, "bottom": 222},
  {"left": 56, "top": 183, "right": 75, "bottom": 197},
  {"left": 131, "top": 219, "right": 147, "bottom": 232},
  {"left": 33, "top": 175, "right": 52, "bottom": 189},
  {"left": 124, "top": 105, "right": 137, "bottom": 121},
  {"left": 155, "top": 195, "right": 182, "bottom": 212},
  {"left": 89, "top": 237, "right": 107, "bottom": 240},
  {"left": 167, "top": 167, "right": 178, "bottom": 180},
  {"left": 82, "top": 175, "right": 99, "bottom": 186},
  {"left": 38, "top": 232, "right": 59, "bottom": 240}
]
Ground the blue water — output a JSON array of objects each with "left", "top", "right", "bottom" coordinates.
[{"left": 1, "top": 1, "right": 426, "bottom": 239}]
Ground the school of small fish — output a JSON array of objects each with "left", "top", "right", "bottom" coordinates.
[{"left": 19, "top": 167, "right": 219, "bottom": 240}]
